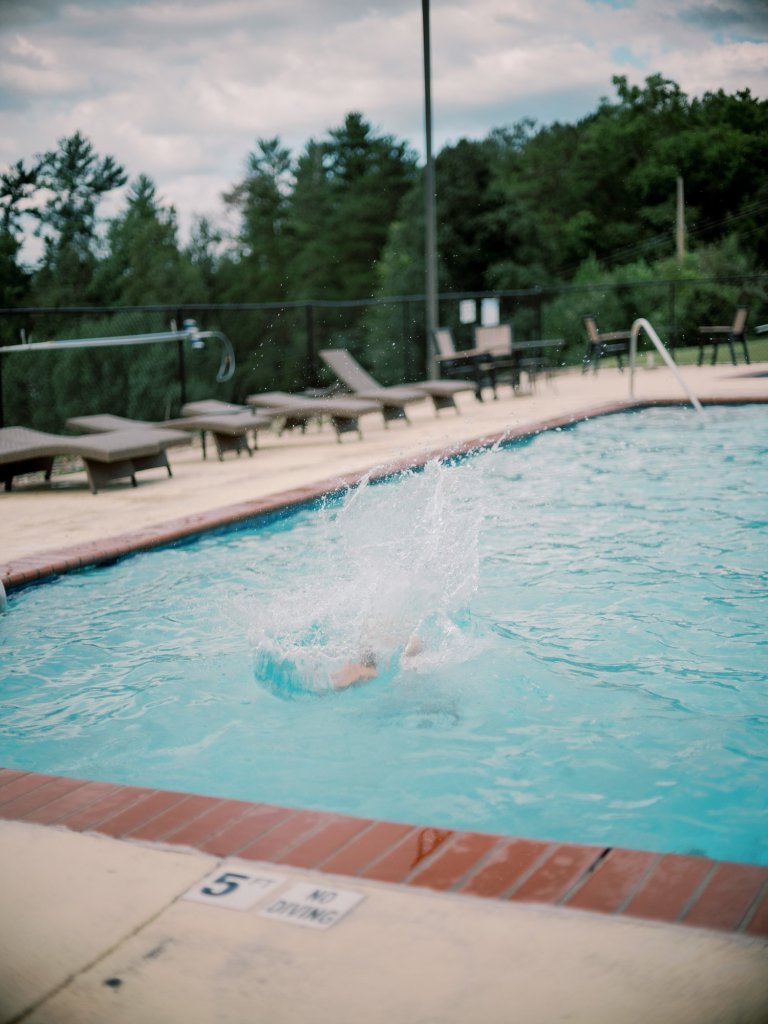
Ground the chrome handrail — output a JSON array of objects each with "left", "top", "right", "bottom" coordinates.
[{"left": 629, "top": 318, "right": 702, "bottom": 413}]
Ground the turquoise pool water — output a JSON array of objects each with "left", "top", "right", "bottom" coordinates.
[{"left": 1, "top": 405, "right": 766, "bottom": 864}]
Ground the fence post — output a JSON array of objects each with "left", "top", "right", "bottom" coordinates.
[
  {"left": 534, "top": 288, "right": 543, "bottom": 339},
  {"left": 175, "top": 308, "right": 187, "bottom": 409},
  {"left": 669, "top": 281, "right": 677, "bottom": 350},
  {"left": 401, "top": 299, "right": 413, "bottom": 381},
  {"left": 306, "top": 303, "right": 320, "bottom": 387}
]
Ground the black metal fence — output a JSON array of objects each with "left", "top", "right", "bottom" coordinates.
[{"left": 1, "top": 273, "right": 766, "bottom": 430}]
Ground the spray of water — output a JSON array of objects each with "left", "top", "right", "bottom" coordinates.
[{"left": 250, "top": 456, "right": 487, "bottom": 695}]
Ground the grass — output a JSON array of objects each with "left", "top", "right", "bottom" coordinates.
[
  {"left": 671, "top": 336, "right": 768, "bottom": 366},
  {"left": 575, "top": 335, "right": 768, "bottom": 372}
]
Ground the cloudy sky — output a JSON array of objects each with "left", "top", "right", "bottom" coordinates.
[{"left": 1, "top": 0, "right": 767, "bottom": 243}]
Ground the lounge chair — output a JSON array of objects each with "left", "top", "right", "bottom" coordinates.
[
  {"left": 66, "top": 410, "right": 276, "bottom": 461},
  {"left": 582, "top": 316, "right": 631, "bottom": 373},
  {"left": 179, "top": 399, "right": 251, "bottom": 416},
  {"left": 245, "top": 391, "right": 382, "bottom": 440},
  {"left": 0, "top": 425, "right": 191, "bottom": 494},
  {"left": 319, "top": 348, "right": 473, "bottom": 421},
  {"left": 696, "top": 306, "right": 750, "bottom": 365}
]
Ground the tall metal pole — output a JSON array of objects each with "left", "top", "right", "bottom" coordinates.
[
  {"left": 676, "top": 176, "right": 685, "bottom": 265},
  {"left": 422, "top": 0, "right": 439, "bottom": 378}
]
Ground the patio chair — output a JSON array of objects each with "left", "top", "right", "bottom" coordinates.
[
  {"left": 320, "top": 348, "right": 473, "bottom": 422},
  {"left": 66, "top": 410, "right": 276, "bottom": 461},
  {"left": 246, "top": 390, "right": 383, "bottom": 440},
  {"left": 696, "top": 306, "right": 750, "bottom": 365},
  {"left": 582, "top": 316, "right": 631, "bottom": 373},
  {"left": 0, "top": 425, "right": 191, "bottom": 494},
  {"left": 431, "top": 328, "right": 491, "bottom": 401},
  {"left": 473, "top": 324, "right": 528, "bottom": 396}
]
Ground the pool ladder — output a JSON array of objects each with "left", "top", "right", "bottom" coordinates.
[{"left": 629, "top": 318, "right": 703, "bottom": 412}]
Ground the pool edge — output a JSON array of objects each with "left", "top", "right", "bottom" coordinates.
[
  {"left": 0, "top": 768, "right": 766, "bottom": 938},
  {"left": 3, "top": 396, "right": 767, "bottom": 939}
]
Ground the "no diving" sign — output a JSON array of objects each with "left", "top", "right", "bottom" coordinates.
[{"left": 260, "top": 883, "right": 365, "bottom": 930}]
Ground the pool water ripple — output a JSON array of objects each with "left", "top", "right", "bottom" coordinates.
[{"left": 1, "top": 405, "right": 766, "bottom": 864}]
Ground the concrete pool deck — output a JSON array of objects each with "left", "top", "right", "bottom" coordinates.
[{"left": 2, "top": 362, "right": 768, "bottom": 1022}]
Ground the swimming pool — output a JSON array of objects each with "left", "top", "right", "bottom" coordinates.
[{"left": 1, "top": 405, "right": 766, "bottom": 865}]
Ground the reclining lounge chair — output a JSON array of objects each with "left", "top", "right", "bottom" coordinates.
[
  {"left": 245, "top": 391, "right": 382, "bottom": 440},
  {"left": 66, "top": 409, "right": 276, "bottom": 461},
  {"left": 0, "top": 425, "right": 191, "bottom": 494},
  {"left": 319, "top": 348, "right": 473, "bottom": 421}
]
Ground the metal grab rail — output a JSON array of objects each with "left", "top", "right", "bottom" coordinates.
[
  {"left": 0, "top": 319, "right": 236, "bottom": 383},
  {"left": 629, "top": 318, "right": 702, "bottom": 413}
]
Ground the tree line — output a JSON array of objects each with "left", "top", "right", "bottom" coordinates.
[
  {"left": 1, "top": 74, "right": 766, "bottom": 314},
  {"left": 0, "top": 74, "right": 766, "bottom": 430}
]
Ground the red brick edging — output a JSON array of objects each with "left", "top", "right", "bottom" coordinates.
[{"left": 0, "top": 768, "right": 766, "bottom": 937}]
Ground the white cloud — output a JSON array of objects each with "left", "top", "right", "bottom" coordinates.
[{"left": 8, "top": 33, "right": 54, "bottom": 66}]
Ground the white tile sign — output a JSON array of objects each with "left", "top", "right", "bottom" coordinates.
[
  {"left": 260, "top": 883, "right": 365, "bottom": 930},
  {"left": 459, "top": 299, "right": 476, "bottom": 324},
  {"left": 183, "top": 862, "right": 286, "bottom": 910},
  {"left": 480, "top": 297, "right": 500, "bottom": 326}
]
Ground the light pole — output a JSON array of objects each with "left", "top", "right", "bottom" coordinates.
[{"left": 422, "top": 0, "right": 439, "bottom": 378}]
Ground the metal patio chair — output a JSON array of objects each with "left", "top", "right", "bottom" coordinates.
[
  {"left": 582, "top": 316, "right": 632, "bottom": 373},
  {"left": 696, "top": 306, "right": 750, "bottom": 365}
]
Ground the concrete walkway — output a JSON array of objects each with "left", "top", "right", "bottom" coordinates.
[
  {"left": 2, "top": 363, "right": 768, "bottom": 1022},
  {"left": 2, "top": 820, "right": 767, "bottom": 1024}
]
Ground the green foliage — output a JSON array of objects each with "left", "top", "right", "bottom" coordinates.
[
  {"left": 0, "top": 160, "right": 38, "bottom": 307},
  {"left": 288, "top": 114, "right": 419, "bottom": 300},
  {"left": 1, "top": 79, "right": 766, "bottom": 427},
  {"left": 184, "top": 217, "right": 224, "bottom": 304},
  {"left": 221, "top": 138, "right": 293, "bottom": 302},
  {"left": 92, "top": 174, "right": 196, "bottom": 306},
  {"left": 31, "top": 131, "right": 127, "bottom": 305},
  {"left": 532, "top": 234, "right": 767, "bottom": 366},
  {"left": 0, "top": 229, "right": 30, "bottom": 309},
  {"left": 480, "top": 75, "right": 768, "bottom": 289}
]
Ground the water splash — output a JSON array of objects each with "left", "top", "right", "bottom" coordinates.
[{"left": 250, "top": 457, "right": 486, "bottom": 695}]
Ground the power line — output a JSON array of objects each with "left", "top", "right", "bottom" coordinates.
[{"left": 557, "top": 195, "right": 768, "bottom": 276}]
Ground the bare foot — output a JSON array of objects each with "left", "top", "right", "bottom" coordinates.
[
  {"left": 404, "top": 635, "right": 424, "bottom": 657},
  {"left": 333, "top": 661, "right": 378, "bottom": 690}
]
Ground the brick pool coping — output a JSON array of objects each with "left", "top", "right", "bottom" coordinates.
[
  {"left": 2, "top": 396, "right": 767, "bottom": 939},
  {"left": 1, "top": 768, "right": 766, "bottom": 937}
]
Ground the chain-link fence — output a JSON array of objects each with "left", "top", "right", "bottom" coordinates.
[{"left": 1, "top": 273, "right": 766, "bottom": 430}]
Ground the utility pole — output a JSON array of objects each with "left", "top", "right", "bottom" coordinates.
[
  {"left": 422, "top": 0, "right": 439, "bottom": 378},
  {"left": 676, "top": 175, "right": 685, "bottom": 265}
]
